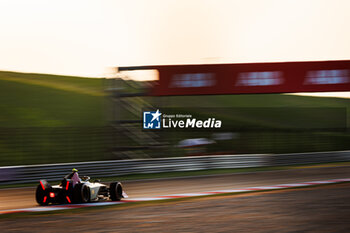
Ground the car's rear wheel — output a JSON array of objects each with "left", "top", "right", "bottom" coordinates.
[
  {"left": 36, "top": 180, "right": 51, "bottom": 206},
  {"left": 110, "top": 182, "right": 123, "bottom": 201}
]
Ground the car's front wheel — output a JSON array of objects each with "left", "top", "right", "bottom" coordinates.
[
  {"left": 73, "top": 183, "right": 91, "bottom": 203},
  {"left": 110, "top": 182, "right": 123, "bottom": 201}
]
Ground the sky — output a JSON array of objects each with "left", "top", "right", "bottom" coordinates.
[{"left": 0, "top": 0, "right": 349, "bottom": 97}]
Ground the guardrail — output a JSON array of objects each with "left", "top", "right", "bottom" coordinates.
[
  {"left": 267, "top": 151, "right": 350, "bottom": 166},
  {"left": 1, "top": 151, "right": 350, "bottom": 185}
]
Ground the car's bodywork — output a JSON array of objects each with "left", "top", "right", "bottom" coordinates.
[{"left": 35, "top": 176, "right": 125, "bottom": 205}]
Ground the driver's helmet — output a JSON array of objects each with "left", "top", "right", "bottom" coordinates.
[{"left": 72, "top": 168, "right": 78, "bottom": 172}]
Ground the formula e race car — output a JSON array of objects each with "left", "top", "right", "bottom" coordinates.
[{"left": 35, "top": 176, "right": 125, "bottom": 205}]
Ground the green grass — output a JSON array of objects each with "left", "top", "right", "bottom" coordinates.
[
  {"left": 0, "top": 71, "right": 106, "bottom": 127},
  {"left": 164, "top": 94, "right": 350, "bottom": 126},
  {"left": 0, "top": 71, "right": 104, "bottom": 96},
  {"left": 1, "top": 70, "right": 350, "bottom": 128},
  {"left": 0, "top": 70, "right": 349, "bottom": 165},
  {"left": 0, "top": 71, "right": 110, "bottom": 165}
]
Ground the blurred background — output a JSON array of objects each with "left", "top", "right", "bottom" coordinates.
[
  {"left": 0, "top": 0, "right": 349, "bottom": 167},
  {"left": 0, "top": 69, "right": 348, "bottom": 166}
]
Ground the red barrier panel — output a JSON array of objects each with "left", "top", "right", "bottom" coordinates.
[{"left": 118, "top": 60, "right": 350, "bottom": 96}]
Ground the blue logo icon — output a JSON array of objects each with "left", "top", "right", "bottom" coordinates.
[{"left": 143, "top": 110, "right": 162, "bottom": 129}]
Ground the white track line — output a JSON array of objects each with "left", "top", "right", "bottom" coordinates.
[{"left": 1, "top": 178, "right": 349, "bottom": 215}]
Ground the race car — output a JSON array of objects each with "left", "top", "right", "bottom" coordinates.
[{"left": 35, "top": 175, "right": 125, "bottom": 205}]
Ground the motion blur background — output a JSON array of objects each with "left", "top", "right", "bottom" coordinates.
[{"left": 0, "top": 0, "right": 349, "bottom": 166}]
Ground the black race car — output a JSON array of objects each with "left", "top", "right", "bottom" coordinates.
[{"left": 36, "top": 176, "right": 125, "bottom": 205}]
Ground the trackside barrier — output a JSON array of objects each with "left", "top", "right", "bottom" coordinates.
[
  {"left": 0, "top": 151, "right": 350, "bottom": 185},
  {"left": 267, "top": 151, "right": 350, "bottom": 166}
]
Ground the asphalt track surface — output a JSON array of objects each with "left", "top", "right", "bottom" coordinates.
[
  {"left": 0, "top": 164, "right": 350, "bottom": 212},
  {"left": 1, "top": 181, "right": 350, "bottom": 232}
]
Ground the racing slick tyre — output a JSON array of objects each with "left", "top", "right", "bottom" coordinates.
[
  {"left": 36, "top": 180, "right": 51, "bottom": 206},
  {"left": 110, "top": 182, "right": 123, "bottom": 201},
  {"left": 73, "top": 183, "right": 91, "bottom": 203}
]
